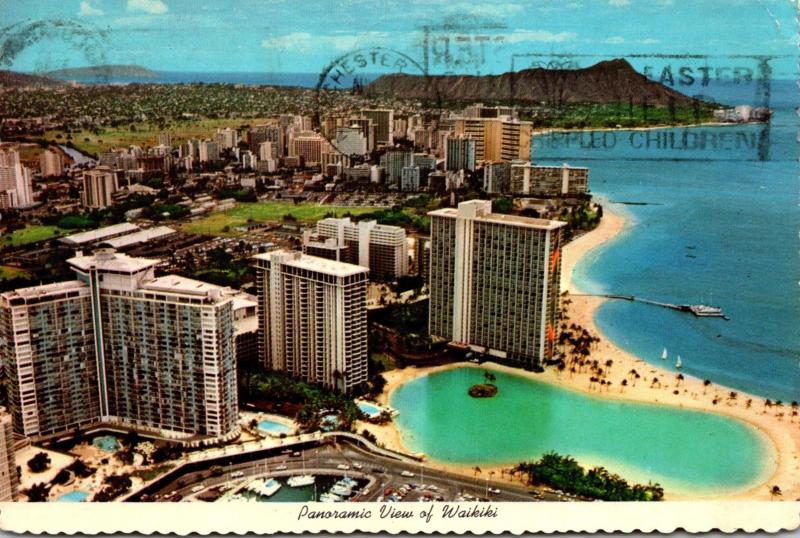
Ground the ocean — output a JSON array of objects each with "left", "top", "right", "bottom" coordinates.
[{"left": 535, "top": 79, "right": 799, "bottom": 403}]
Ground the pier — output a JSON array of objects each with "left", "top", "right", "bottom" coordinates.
[{"left": 573, "top": 294, "right": 729, "bottom": 320}]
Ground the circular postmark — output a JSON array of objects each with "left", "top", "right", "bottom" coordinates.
[
  {"left": 0, "top": 19, "right": 112, "bottom": 82},
  {"left": 314, "top": 46, "right": 440, "bottom": 159}
]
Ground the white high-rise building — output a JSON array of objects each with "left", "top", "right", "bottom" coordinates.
[
  {"left": 334, "top": 126, "right": 368, "bottom": 156},
  {"left": 253, "top": 251, "right": 369, "bottom": 393},
  {"left": 82, "top": 167, "right": 117, "bottom": 208},
  {"left": 428, "top": 200, "right": 566, "bottom": 370},
  {"left": 39, "top": 149, "right": 64, "bottom": 177},
  {"left": 0, "top": 149, "right": 33, "bottom": 208},
  {"left": 199, "top": 140, "right": 220, "bottom": 163},
  {"left": 314, "top": 217, "right": 408, "bottom": 280},
  {"left": 0, "top": 250, "right": 240, "bottom": 442}
]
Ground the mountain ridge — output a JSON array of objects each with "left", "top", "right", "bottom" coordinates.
[
  {"left": 45, "top": 64, "right": 158, "bottom": 80},
  {"left": 365, "top": 59, "right": 704, "bottom": 106}
]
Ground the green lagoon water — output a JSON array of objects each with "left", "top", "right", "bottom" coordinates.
[{"left": 391, "top": 366, "right": 775, "bottom": 495}]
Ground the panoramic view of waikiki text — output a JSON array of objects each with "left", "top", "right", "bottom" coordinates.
[{"left": 0, "top": 0, "right": 796, "bottom": 533}]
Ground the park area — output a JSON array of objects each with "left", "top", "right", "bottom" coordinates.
[
  {"left": 40, "top": 118, "right": 275, "bottom": 157},
  {"left": 180, "top": 201, "right": 380, "bottom": 236},
  {"left": 2, "top": 225, "right": 66, "bottom": 247}
]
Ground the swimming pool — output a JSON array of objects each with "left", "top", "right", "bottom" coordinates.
[
  {"left": 56, "top": 490, "right": 89, "bottom": 502},
  {"left": 357, "top": 401, "right": 382, "bottom": 417},
  {"left": 258, "top": 419, "right": 292, "bottom": 436},
  {"left": 91, "top": 435, "right": 120, "bottom": 453}
]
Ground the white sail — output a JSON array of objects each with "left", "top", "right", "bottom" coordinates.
[
  {"left": 675, "top": 355, "right": 682, "bottom": 368},
  {"left": 661, "top": 347, "right": 668, "bottom": 360}
]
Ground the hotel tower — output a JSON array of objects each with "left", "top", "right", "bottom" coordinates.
[
  {"left": 428, "top": 200, "right": 566, "bottom": 370},
  {"left": 0, "top": 250, "right": 239, "bottom": 443},
  {"left": 253, "top": 250, "right": 368, "bottom": 393}
]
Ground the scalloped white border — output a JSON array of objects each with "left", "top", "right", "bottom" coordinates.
[{"left": 0, "top": 502, "right": 798, "bottom": 534}]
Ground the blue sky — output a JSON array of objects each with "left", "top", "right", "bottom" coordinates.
[{"left": 1, "top": 0, "right": 797, "bottom": 77}]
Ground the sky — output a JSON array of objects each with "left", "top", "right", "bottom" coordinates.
[{"left": 1, "top": 0, "right": 797, "bottom": 77}]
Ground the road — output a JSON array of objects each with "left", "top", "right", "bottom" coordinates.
[{"left": 144, "top": 440, "right": 568, "bottom": 503}]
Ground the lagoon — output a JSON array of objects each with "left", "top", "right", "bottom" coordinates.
[{"left": 391, "top": 366, "right": 774, "bottom": 495}]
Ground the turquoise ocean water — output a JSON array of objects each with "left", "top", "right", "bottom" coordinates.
[
  {"left": 391, "top": 367, "right": 774, "bottom": 494},
  {"left": 535, "top": 80, "right": 799, "bottom": 403}
]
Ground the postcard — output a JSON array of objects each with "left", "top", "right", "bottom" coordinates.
[{"left": 0, "top": 0, "right": 797, "bottom": 534}]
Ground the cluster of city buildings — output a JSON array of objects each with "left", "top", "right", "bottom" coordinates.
[
  {"left": 0, "top": 99, "right": 593, "bottom": 500},
  {"left": 0, "top": 197, "right": 564, "bottom": 457}
]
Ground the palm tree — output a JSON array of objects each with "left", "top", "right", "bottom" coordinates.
[
  {"left": 675, "top": 373, "right": 684, "bottom": 387},
  {"left": 763, "top": 399, "right": 773, "bottom": 414},
  {"left": 769, "top": 485, "right": 782, "bottom": 500},
  {"left": 703, "top": 379, "right": 711, "bottom": 395},
  {"left": 728, "top": 391, "right": 738, "bottom": 404},
  {"left": 473, "top": 466, "right": 482, "bottom": 477},
  {"left": 620, "top": 379, "right": 627, "bottom": 392}
]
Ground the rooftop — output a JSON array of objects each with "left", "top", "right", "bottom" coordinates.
[
  {"left": 0, "top": 280, "right": 87, "bottom": 301},
  {"left": 142, "top": 274, "right": 234, "bottom": 300},
  {"left": 253, "top": 250, "right": 368, "bottom": 278},
  {"left": 428, "top": 206, "right": 566, "bottom": 231},
  {"left": 68, "top": 250, "right": 161, "bottom": 274},
  {"left": 100, "top": 226, "right": 176, "bottom": 249},
  {"left": 60, "top": 223, "right": 140, "bottom": 246}
]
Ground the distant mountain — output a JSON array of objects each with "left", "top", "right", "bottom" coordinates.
[
  {"left": 0, "top": 70, "right": 63, "bottom": 87},
  {"left": 366, "top": 59, "right": 702, "bottom": 106},
  {"left": 45, "top": 64, "right": 158, "bottom": 81}
]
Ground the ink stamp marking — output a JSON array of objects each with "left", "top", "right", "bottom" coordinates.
[{"left": 511, "top": 53, "right": 777, "bottom": 161}]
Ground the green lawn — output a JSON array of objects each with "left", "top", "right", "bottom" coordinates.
[
  {"left": 3, "top": 225, "right": 66, "bottom": 247},
  {"left": 181, "top": 202, "right": 379, "bottom": 236},
  {"left": 0, "top": 265, "right": 31, "bottom": 280},
  {"left": 42, "top": 118, "right": 275, "bottom": 157}
]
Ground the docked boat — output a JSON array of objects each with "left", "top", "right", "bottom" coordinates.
[
  {"left": 246, "top": 478, "right": 282, "bottom": 498},
  {"left": 319, "top": 492, "right": 342, "bottom": 502},
  {"left": 287, "top": 475, "right": 315, "bottom": 487},
  {"left": 330, "top": 483, "right": 353, "bottom": 497},
  {"left": 688, "top": 305, "right": 724, "bottom": 317}
]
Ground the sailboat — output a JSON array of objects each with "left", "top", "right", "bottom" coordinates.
[
  {"left": 287, "top": 452, "right": 315, "bottom": 488},
  {"left": 675, "top": 355, "right": 682, "bottom": 369},
  {"left": 661, "top": 348, "right": 668, "bottom": 360}
]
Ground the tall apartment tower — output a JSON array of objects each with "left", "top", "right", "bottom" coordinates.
[
  {"left": 444, "top": 135, "right": 476, "bottom": 171},
  {"left": 509, "top": 162, "right": 590, "bottom": 197},
  {"left": 314, "top": 217, "right": 408, "bottom": 280},
  {"left": 0, "top": 149, "right": 33, "bottom": 208},
  {"left": 253, "top": 251, "right": 369, "bottom": 393},
  {"left": 0, "top": 410, "right": 17, "bottom": 501},
  {"left": 428, "top": 200, "right": 566, "bottom": 370},
  {"left": 452, "top": 117, "right": 532, "bottom": 163},
  {"left": 361, "top": 109, "right": 394, "bottom": 146},
  {"left": 39, "top": 149, "right": 65, "bottom": 177},
  {"left": 0, "top": 250, "right": 239, "bottom": 442},
  {"left": 82, "top": 167, "right": 117, "bottom": 208}
]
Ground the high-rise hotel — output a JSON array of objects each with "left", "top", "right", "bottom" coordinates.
[
  {"left": 428, "top": 200, "right": 566, "bottom": 370},
  {"left": 0, "top": 250, "right": 239, "bottom": 443},
  {"left": 253, "top": 251, "right": 368, "bottom": 393}
]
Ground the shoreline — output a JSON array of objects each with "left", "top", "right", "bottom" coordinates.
[{"left": 362, "top": 205, "right": 799, "bottom": 501}]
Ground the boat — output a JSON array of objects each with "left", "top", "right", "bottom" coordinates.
[
  {"left": 287, "top": 451, "right": 315, "bottom": 487},
  {"left": 246, "top": 478, "right": 282, "bottom": 498},
  {"left": 287, "top": 475, "right": 315, "bottom": 487},
  {"left": 688, "top": 305, "right": 725, "bottom": 317},
  {"left": 675, "top": 355, "right": 682, "bottom": 369},
  {"left": 660, "top": 348, "right": 668, "bottom": 360},
  {"left": 319, "top": 492, "right": 342, "bottom": 502},
  {"left": 330, "top": 482, "right": 354, "bottom": 497}
]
